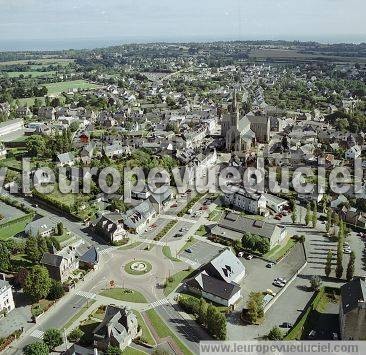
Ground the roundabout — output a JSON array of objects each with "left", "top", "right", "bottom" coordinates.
[{"left": 125, "top": 259, "right": 152, "bottom": 275}]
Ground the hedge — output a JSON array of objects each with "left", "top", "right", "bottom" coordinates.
[{"left": 0, "top": 213, "right": 34, "bottom": 230}]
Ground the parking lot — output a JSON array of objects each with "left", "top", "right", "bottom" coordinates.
[
  {"left": 163, "top": 220, "right": 195, "bottom": 242},
  {"left": 179, "top": 240, "right": 223, "bottom": 265},
  {"left": 239, "top": 243, "right": 306, "bottom": 303},
  {"left": 139, "top": 217, "right": 170, "bottom": 240}
]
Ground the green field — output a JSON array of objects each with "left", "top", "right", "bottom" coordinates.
[
  {"left": 100, "top": 288, "right": 148, "bottom": 303},
  {"left": 44, "top": 80, "right": 100, "bottom": 95},
  {"left": 0, "top": 214, "right": 34, "bottom": 241},
  {"left": 264, "top": 238, "right": 296, "bottom": 262},
  {"left": 133, "top": 311, "right": 156, "bottom": 346},
  {"left": 0, "top": 58, "right": 75, "bottom": 67},
  {"left": 164, "top": 269, "right": 193, "bottom": 296},
  {"left": 1, "top": 71, "right": 56, "bottom": 78}
]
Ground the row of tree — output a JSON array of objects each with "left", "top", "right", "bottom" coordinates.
[{"left": 178, "top": 295, "right": 226, "bottom": 340}]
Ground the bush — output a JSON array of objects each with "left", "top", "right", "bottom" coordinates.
[
  {"left": 43, "top": 328, "right": 62, "bottom": 350},
  {"left": 267, "top": 326, "right": 283, "bottom": 340},
  {"left": 67, "top": 328, "right": 84, "bottom": 343},
  {"left": 24, "top": 341, "right": 49, "bottom": 355},
  {"left": 47, "top": 280, "right": 65, "bottom": 300}
]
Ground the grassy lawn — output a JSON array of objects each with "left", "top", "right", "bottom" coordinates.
[
  {"left": 55, "top": 231, "right": 73, "bottom": 245},
  {"left": 145, "top": 309, "right": 192, "bottom": 355},
  {"left": 124, "top": 260, "right": 152, "bottom": 276},
  {"left": 164, "top": 269, "right": 193, "bottom": 296},
  {"left": 122, "top": 347, "right": 147, "bottom": 355},
  {"left": 100, "top": 288, "right": 148, "bottom": 303},
  {"left": 1, "top": 71, "right": 56, "bottom": 78},
  {"left": 264, "top": 238, "right": 296, "bottom": 262},
  {"left": 0, "top": 214, "right": 34, "bottom": 240},
  {"left": 162, "top": 246, "right": 181, "bottom": 262},
  {"left": 133, "top": 311, "right": 156, "bottom": 346},
  {"left": 63, "top": 300, "right": 96, "bottom": 330},
  {"left": 0, "top": 58, "right": 75, "bottom": 67},
  {"left": 18, "top": 97, "right": 45, "bottom": 106},
  {"left": 195, "top": 225, "right": 207, "bottom": 236},
  {"left": 208, "top": 209, "right": 223, "bottom": 222},
  {"left": 119, "top": 242, "right": 142, "bottom": 250},
  {"left": 10, "top": 254, "right": 33, "bottom": 270},
  {"left": 44, "top": 80, "right": 100, "bottom": 95}
]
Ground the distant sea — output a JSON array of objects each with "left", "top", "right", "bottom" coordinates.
[{"left": 0, "top": 34, "right": 365, "bottom": 52}]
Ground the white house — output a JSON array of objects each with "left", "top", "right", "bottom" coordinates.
[
  {"left": 224, "top": 188, "right": 267, "bottom": 215},
  {"left": 0, "top": 276, "right": 15, "bottom": 315},
  {"left": 345, "top": 146, "right": 362, "bottom": 160}
]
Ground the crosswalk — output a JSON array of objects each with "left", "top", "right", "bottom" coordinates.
[
  {"left": 148, "top": 298, "right": 169, "bottom": 309},
  {"left": 139, "top": 238, "right": 165, "bottom": 246},
  {"left": 76, "top": 291, "right": 97, "bottom": 299},
  {"left": 30, "top": 329, "right": 44, "bottom": 339},
  {"left": 98, "top": 247, "right": 115, "bottom": 255}
]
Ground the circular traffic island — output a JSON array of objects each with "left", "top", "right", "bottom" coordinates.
[{"left": 125, "top": 260, "right": 152, "bottom": 275}]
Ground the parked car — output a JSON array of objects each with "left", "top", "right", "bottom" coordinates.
[
  {"left": 237, "top": 252, "right": 245, "bottom": 257},
  {"left": 174, "top": 233, "right": 183, "bottom": 238},
  {"left": 266, "top": 289, "right": 276, "bottom": 296},
  {"left": 273, "top": 280, "right": 284, "bottom": 287},
  {"left": 185, "top": 248, "right": 192, "bottom": 253},
  {"left": 281, "top": 322, "right": 293, "bottom": 328},
  {"left": 171, "top": 203, "right": 178, "bottom": 208},
  {"left": 180, "top": 227, "right": 188, "bottom": 232},
  {"left": 275, "top": 277, "right": 287, "bottom": 284},
  {"left": 343, "top": 247, "right": 352, "bottom": 254},
  {"left": 246, "top": 254, "right": 254, "bottom": 260},
  {"left": 266, "top": 262, "right": 274, "bottom": 268}
]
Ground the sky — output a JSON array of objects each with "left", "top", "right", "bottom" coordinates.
[{"left": 0, "top": 0, "right": 365, "bottom": 50}]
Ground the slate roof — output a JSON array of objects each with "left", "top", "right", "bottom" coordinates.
[
  {"left": 202, "top": 248, "right": 245, "bottom": 284},
  {"left": 185, "top": 272, "right": 240, "bottom": 300},
  {"left": 218, "top": 212, "right": 280, "bottom": 239},
  {"left": 57, "top": 152, "right": 75, "bottom": 164},
  {"left": 79, "top": 246, "right": 99, "bottom": 265},
  {"left": 41, "top": 252, "right": 63, "bottom": 267},
  {"left": 341, "top": 277, "right": 366, "bottom": 314}
]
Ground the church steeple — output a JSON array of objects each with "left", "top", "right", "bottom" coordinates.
[{"left": 230, "top": 90, "right": 239, "bottom": 128}]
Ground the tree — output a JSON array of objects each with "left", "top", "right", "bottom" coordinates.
[
  {"left": 346, "top": 251, "right": 355, "bottom": 281},
  {"left": 37, "top": 236, "right": 48, "bottom": 255},
  {"left": 23, "top": 341, "right": 49, "bottom": 355},
  {"left": 26, "top": 135, "right": 47, "bottom": 157},
  {"left": 206, "top": 304, "right": 226, "bottom": 340},
  {"left": 336, "top": 236, "right": 344, "bottom": 279},
  {"left": 43, "top": 328, "right": 62, "bottom": 350},
  {"left": 312, "top": 204, "right": 318, "bottom": 228},
  {"left": 24, "top": 265, "right": 52, "bottom": 302},
  {"left": 25, "top": 236, "right": 41, "bottom": 263},
  {"left": 326, "top": 209, "right": 332, "bottom": 233},
  {"left": 0, "top": 242, "right": 11, "bottom": 271},
  {"left": 267, "top": 326, "right": 283, "bottom": 340},
  {"left": 310, "top": 275, "right": 322, "bottom": 291},
  {"left": 47, "top": 280, "right": 65, "bottom": 300},
  {"left": 325, "top": 250, "right": 333, "bottom": 278},
  {"left": 246, "top": 292, "right": 263, "bottom": 323},
  {"left": 291, "top": 204, "right": 297, "bottom": 224},
  {"left": 67, "top": 327, "right": 84, "bottom": 343},
  {"left": 305, "top": 203, "right": 311, "bottom": 226},
  {"left": 106, "top": 346, "right": 123, "bottom": 355},
  {"left": 197, "top": 298, "right": 208, "bottom": 326},
  {"left": 56, "top": 222, "right": 64, "bottom": 236}
]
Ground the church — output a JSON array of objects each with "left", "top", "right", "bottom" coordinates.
[{"left": 221, "top": 92, "right": 270, "bottom": 154}]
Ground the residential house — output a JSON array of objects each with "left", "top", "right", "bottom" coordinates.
[
  {"left": 263, "top": 193, "right": 288, "bottom": 213},
  {"left": 57, "top": 152, "right": 76, "bottom": 167},
  {"left": 185, "top": 249, "right": 245, "bottom": 306},
  {"left": 16, "top": 106, "right": 32, "bottom": 117},
  {"left": 123, "top": 200, "right": 156, "bottom": 234},
  {"left": 345, "top": 146, "right": 362, "bottom": 160},
  {"left": 25, "top": 217, "right": 56, "bottom": 237},
  {"left": 77, "top": 245, "right": 100, "bottom": 270},
  {"left": 95, "top": 213, "right": 127, "bottom": 243},
  {"left": 38, "top": 107, "right": 55, "bottom": 120},
  {"left": 80, "top": 143, "right": 95, "bottom": 165},
  {"left": 340, "top": 207, "right": 366, "bottom": 229},
  {"left": 0, "top": 276, "right": 15, "bottom": 315},
  {"left": 0, "top": 143, "right": 7, "bottom": 160},
  {"left": 339, "top": 277, "right": 366, "bottom": 340},
  {"left": 224, "top": 188, "right": 267, "bottom": 216},
  {"left": 93, "top": 305, "right": 140, "bottom": 351},
  {"left": 41, "top": 246, "right": 79, "bottom": 282}
]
